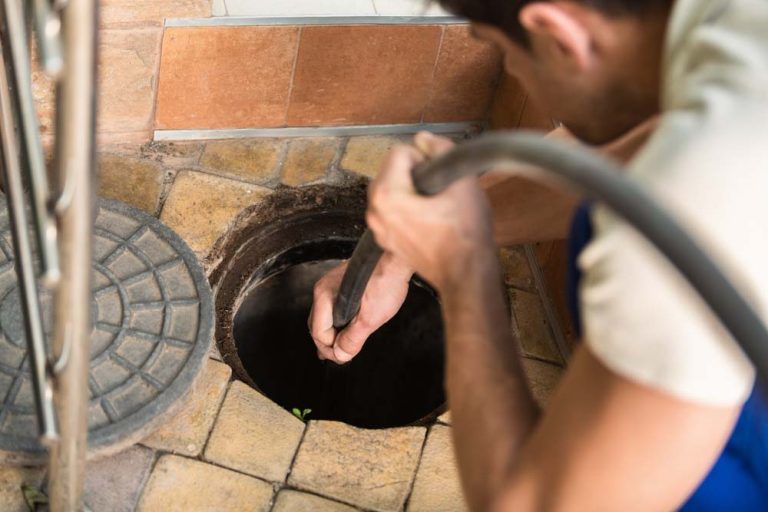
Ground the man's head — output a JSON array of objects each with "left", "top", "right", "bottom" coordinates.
[{"left": 438, "top": 0, "right": 673, "bottom": 144}]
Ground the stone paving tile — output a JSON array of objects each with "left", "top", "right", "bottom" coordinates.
[
  {"left": 160, "top": 170, "right": 270, "bottom": 256},
  {"left": 84, "top": 445, "right": 155, "bottom": 512},
  {"left": 98, "top": 153, "right": 164, "bottom": 214},
  {"left": 143, "top": 359, "right": 231, "bottom": 456},
  {"left": 500, "top": 246, "right": 535, "bottom": 292},
  {"left": 272, "top": 489, "right": 358, "bottom": 512},
  {"left": 437, "top": 410, "right": 451, "bottom": 425},
  {"left": 200, "top": 139, "right": 283, "bottom": 185},
  {"left": 509, "top": 289, "right": 563, "bottom": 365},
  {"left": 408, "top": 425, "right": 468, "bottom": 512},
  {"left": 340, "top": 135, "right": 409, "bottom": 178},
  {"left": 204, "top": 381, "right": 305, "bottom": 482},
  {"left": 138, "top": 141, "right": 205, "bottom": 168},
  {"left": 282, "top": 138, "right": 339, "bottom": 186},
  {"left": 0, "top": 466, "right": 45, "bottom": 512},
  {"left": 522, "top": 357, "right": 564, "bottom": 408},
  {"left": 289, "top": 421, "right": 426, "bottom": 512},
  {"left": 99, "top": 28, "right": 162, "bottom": 134},
  {"left": 137, "top": 454, "right": 273, "bottom": 512},
  {"left": 101, "top": 0, "right": 211, "bottom": 28}
]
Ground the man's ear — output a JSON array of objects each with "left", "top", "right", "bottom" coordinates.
[{"left": 519, "top": 2, "right": 594, "bottom": 71}]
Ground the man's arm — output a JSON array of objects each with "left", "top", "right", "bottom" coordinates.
[
  {"left": 365, "top": 131, "right": 739, "bottom": 512},
  {"left": 438, "top": 248, "right": 740, "bottom": 511}
]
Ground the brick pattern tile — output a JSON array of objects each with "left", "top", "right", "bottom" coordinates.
[
  {"left": 272, "top": 490, "right": 358, "bottom": 512},
  {"left": 101, "top": 0, "right": 211, "bottom": 28},
  {"left": 160, "top": 170, "right": 270, "bottom": 256},
  {"left": 200, "top": 139, "right": 284, "bottom": 185},
  {"left": 137, "top": 141, "right": 205, "bottom": 168},
  {"left": 340, "top": 135, "right": 408, "bottom": 178},
  {"left": 282, "top": 138, "right": 339, "bottom": 186},
  {"left": 488, "top": 74, "right": 527, "bottom": 129},
  {"left": 519, "top": 96, "right": 556, "bottom": 131},
  {"left": 156, "top": 27, "right": 299, "bottom": 129},
  {"left": 138, "top": 454, "right": 274, "bottom": 512},
  {"left": 424, "top": 25, "right": 501, "bottom": 123},
  {"left": 289, "top": 421, "right": 426, "bottom": 512},
  {"left": 408, "top": 425, "right": 468, "bottom": 512},
  {"left": 287, "top": 25, "right": 443, "bottom": 126},
  {"left": 84, "top": 445, "right": 155, "bottom": 512},
  {"left": 522, "top": 358, "right": 564, "bottom": 407},
  {"left": 99, "top": 28, "right": 162, "bottom": 134},
  {"left": 510, "top": 289, "right": 563, "bottom": 364},
  {"left": 204, "top": 381, "right": 305, "bottom": 482},
  {"left": 0, "top": 466, "right": 45, "bottom": 512},
  {"left": 500, "top": 246, "right": 535, "bottom": 292},
  {"left": 98, "top": 153, "right": 165, "bottom": 214},
  {"left": 142, "top": 359, "right": 232, "bottom": 456}
]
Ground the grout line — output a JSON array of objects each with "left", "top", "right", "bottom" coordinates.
[
  {"left": 521, "top": 353, "right": 567, "bottom": 368},
  {"left": 523, "top": 244, "right": 571, "bottom": 363},
  {"left": 155, "top": 168, "right": 179, "bottom": 219},
  {"left": 199, "top": 379, "right": 234, "bottom": 457},
  {"left": 182, "top": 165, "right": 277, "bottom": 189},
  {"left": 420, "top": 25, "right": 446, "bottom": 124},
  {"left": 284, "top": 26, "right": 303, "bottom": 127},
  {"left": 402, "top": 425, "right": 432, "bottom": 511},
  {"left": 514, "top": 94, "right": 529, "bottom": 129},
  {"left": 154, "top": 122, "right": 480, "bottom": 141},
  {"left": 165, "top": 16, "right": 463, "bottom": 27},
  {"left": 132, "top": 449, "right": 163, "bottom": 511},
  {"left": 270, "top": 421, "right": 310, "bottom": 511},
  {"left": 147, "top": 25, "right": 166, "bottom": 134}
]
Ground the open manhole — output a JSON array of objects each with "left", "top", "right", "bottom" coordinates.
[{"left": 210, "top": 184, "right": 446, "bottom": 429}]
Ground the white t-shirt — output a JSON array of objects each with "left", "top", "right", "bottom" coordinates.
[{"left": 579, "top": 0, "right": 768, "bottom": 406}]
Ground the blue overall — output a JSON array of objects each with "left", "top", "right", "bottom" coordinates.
[{"left": 567, "top": 203, "right": 768, "bottom": 510}]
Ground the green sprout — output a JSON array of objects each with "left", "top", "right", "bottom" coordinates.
[{"left": 292, "top": 408, "right": 312, "bottom": 422}]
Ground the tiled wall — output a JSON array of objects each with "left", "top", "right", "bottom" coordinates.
[
  {"left": 212, "top": 0, "right": 450, "bottom": 17},
  {"left": 32, "top": 2, "right": 504, "bottom": 143},
  {"left": 155, "top": 23, "right": 501, "bottom": 130}
]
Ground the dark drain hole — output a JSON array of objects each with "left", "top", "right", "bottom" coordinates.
[{"left": 232, "top": 240, "right": 446, "bottom": 429}]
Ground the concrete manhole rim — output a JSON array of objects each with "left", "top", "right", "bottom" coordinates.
[
  {"left": 209, "top": 184, "right": 367, "bottom": 388},
  {"left": 0, "top": 197, "right": 214, "bottom": 464},
  {"left": 210, "top": 183, "right": 447, "bottom": 429}
]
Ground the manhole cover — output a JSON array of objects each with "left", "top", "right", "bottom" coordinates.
[{"left": 0, "top": 197, "right": 213, "bottom": 463}]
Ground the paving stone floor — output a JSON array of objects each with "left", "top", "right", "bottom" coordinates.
[{"left": 0, "top": 136, "right": 567, "bottom": 512}]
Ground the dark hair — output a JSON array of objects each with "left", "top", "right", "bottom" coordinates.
[{"left": 435, "top": 0, "right": 671, "bottom": 46}]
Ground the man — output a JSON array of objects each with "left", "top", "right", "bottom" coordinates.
[{"left": 310, "top": 1, "right": 768, "bottom": 510}]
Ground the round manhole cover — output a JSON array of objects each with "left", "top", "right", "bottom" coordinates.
[{"left": 0, "top": 198, "right": 213, "bottom": 463}]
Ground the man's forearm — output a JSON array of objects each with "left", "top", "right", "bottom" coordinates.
[{"left": 439, "top": 247, "right": 539, "bottom": 511}]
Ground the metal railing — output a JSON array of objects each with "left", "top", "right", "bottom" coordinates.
[{"left": 0, "top": 0, "right": 95, "bottom": 509}]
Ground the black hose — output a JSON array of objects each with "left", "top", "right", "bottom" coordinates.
[{"left": 332, "top": 131, "right": 768, "bottom": 388}]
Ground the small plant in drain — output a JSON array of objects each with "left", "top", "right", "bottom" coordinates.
[{"left": 292, "top": 407, "right": 312, "bottom": 422}]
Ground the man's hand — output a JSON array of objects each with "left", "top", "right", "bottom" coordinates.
[
  {"left": 366, "top": 132, "right": 495, "bottom": 292},
  {"left": 308, "top": 132, "right": 460, "bottom": 363},
  {"left": 308, "top": 254, "right": 413, "bottom": 363}
]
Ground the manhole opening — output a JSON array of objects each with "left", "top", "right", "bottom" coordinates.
[{"left": 211, "top": 184, "right": 446, "bottom": 429}]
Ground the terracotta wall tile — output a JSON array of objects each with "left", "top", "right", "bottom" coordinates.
[
  {"left": 287, "top": 25, "right": 443, "bottom": 126},
  {"left": 519, "top": 95, "right": 557, "bottom": 131},
  {"left": 99, "top": 28, "right": 163, "bottom": 134},
  {"left": 100, "top": 0, "right": 211, "bottom": 28},
  {"left": 488, "top": 73, "right": 527, "bottom": 129},
  {"left": 423, "top": 24, "right": 501, "bottom": 123},
  {"left": 156, "top": 27, "right": 299, "bottom": 130}
]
